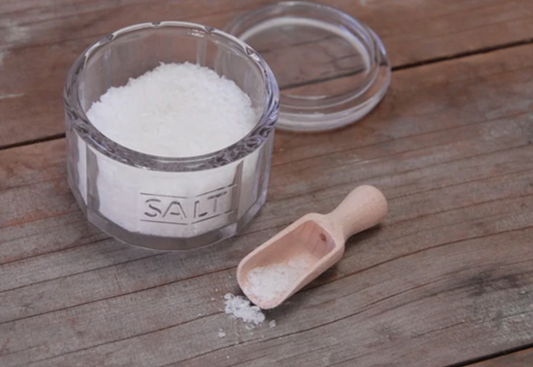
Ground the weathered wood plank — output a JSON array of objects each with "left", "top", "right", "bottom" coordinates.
[
  {"left": 470, "top": 348, "right": 533, "bottom": 367},
  {"left": 0, "top": 42, "right": 533, "bottom": 366},
  {"left": 1, "top": 0, "right": 533, "bottom": 147},
  {"left": 0, "top": 122, "right": 532, "bottom": 320},
  {"left": 1, "top": 43, "right": 532, "bottom": 286},
  {"left": 273, "top": 42, "right": 533, "bottom": 167},
  {"left": 2, "top": 212, "right": 533, "bottom": 367}
]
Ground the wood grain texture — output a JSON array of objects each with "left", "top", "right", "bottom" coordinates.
[
  {"left": 1, "top": 0, "right": 533, "bottom": 147},
  {"left": 1, "top": 38, "right": 533, "bottom": 366},
  {"left": 471, "top": 348, "right": 533, "bottom": 367}
]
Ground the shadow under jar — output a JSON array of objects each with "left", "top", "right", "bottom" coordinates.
[{"left": 64, "top": 22, "right": 279, "bottom": 251}]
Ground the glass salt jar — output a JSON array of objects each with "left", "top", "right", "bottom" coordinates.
[{"left": 64, "top": 22, "right": 279, "bottom": 250}]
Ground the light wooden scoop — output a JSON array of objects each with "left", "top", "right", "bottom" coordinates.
[{"left": 237, "top": 185, "right": 388, "bottom": 309}]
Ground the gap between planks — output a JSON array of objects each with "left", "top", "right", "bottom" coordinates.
[
  {"left": 0, "top": 133, "right": 65, "bottom": 151},
  {"left": 280, "top": 37, "right": 533, "bottom": 90},
  {"left": 0, "top": 37, "right": 532, "bottom": 152},
  {"left": 445, "top": 343, "right": 533, "bottom": 367}
]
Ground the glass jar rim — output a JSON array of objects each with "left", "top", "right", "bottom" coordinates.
[{"left": 64, "top": 21, "right": 279, "bottom": 172}]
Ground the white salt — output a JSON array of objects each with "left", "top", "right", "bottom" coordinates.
[
  {"left": 224, "top": 293, "right": 265, "bottom": 325},
  {"left": 218, "top": 329, "right": 226, "bottom": 338},
  {"left": 74, "top": 62, "right": 267, "bottom": 241},
  {"left": 86, "top": 62, "right": 257, "bottom": 157},
  {"left": 247, "top": 253, "right": 315, "bottom": 303},
  {"left": 269, "top": 320, "right": 277, "bottom": 328}
]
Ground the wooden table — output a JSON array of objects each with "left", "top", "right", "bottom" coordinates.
[{"left": 1, "top": 1, "right": 533, "bottom": 366}]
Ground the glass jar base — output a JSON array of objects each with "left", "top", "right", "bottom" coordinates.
[{"left": 69, "top": 182, "right": 268, "bottom": 251}]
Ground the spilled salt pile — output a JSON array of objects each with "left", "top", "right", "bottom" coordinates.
[{"left": 224, "top": 293, "right": 266, "bottom": 326}]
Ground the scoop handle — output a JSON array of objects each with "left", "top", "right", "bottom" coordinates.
[{"left": 326, "top": 185, "right": 388, "bottom": 241}]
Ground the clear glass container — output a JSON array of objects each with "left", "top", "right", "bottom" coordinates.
[
  {"left": 225, "top": 1, "right": 391, "bottom": 132},
  {"left": 64, "top": 22, "right": 279, "bottom": 251}
]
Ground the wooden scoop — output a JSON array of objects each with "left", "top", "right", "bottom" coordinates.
[{"left": 237, "top": 185, "right": 388, "bottom": 309}]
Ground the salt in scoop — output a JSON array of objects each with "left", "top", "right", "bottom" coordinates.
[{"left": 237, "top": 185, "right": 388, "bottom": 309}]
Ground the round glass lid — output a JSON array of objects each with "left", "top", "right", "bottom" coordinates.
[{"left": 225, "top": 1, "right": 391, "bottom": 132}]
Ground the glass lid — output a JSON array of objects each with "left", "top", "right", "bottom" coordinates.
[{"left": 225, "top": 1, "right": 391, "bottom": 132}]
